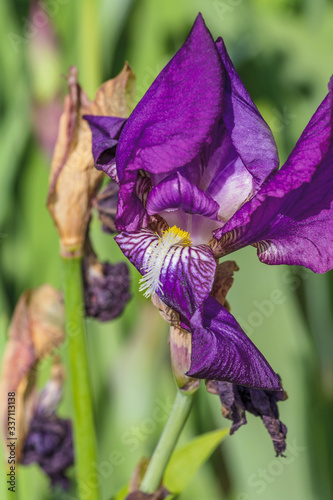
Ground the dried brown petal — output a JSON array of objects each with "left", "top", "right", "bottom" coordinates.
[
  {"left": 93, "top": 180, "right": 119, "bottom": 233},
  {"left": 211, "top": 260, "right": 239, "bottom": 307},
  {"left": 0, "top": 285, "right": 65, "bottom": 460},
  {"left": 206, "top": 379, "right": 288, "bottom": 456},
  {"left": 47, "top": 64, "right": 135, "bottom": 257}
]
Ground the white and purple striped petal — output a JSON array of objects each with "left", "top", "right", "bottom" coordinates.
[{"left": 115, "top": 229, "right": 217, "bottom": 318}]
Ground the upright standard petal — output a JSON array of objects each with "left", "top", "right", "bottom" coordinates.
[
  {"left": 116, "top": 13, "right": 224, "bottom": 181},
  {"left": 215, "top": 38, "right": 279, "bottom": 187},
  {"left": 187, "top": 296, "right": 281, "bottom": 390},
  {"left": 214, "top": 79, "right": 333, "bottom": 273}
]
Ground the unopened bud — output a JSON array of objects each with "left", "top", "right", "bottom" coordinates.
[
  {"left": 151, "top": 294, "right": 200, "bottom": 393},
  {"left": 47, "top": 64, "right": 135, "bottom": 257}
]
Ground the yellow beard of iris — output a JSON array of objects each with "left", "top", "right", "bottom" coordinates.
[{"left": 139, "top": 226, "right": 192, "bottom": 298}]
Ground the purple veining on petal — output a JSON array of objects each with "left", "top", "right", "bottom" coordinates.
[
  {"left": 115, "top": 229, "right": 158, "bottom": 273},
  {"left": 157, "top": 243, "right": 216, "bottom": 318},
  {"left": 115, "top": 229, "right": 216, "bottom": 318},
  {"left": 187, "top": 296, "right": 281, "bottom": 390},
  {"left": 146, "top": 172, "right": 219, "bottom": 219},
  {"left": 214, "top": 79, "right": 333, "bottom": 273}
]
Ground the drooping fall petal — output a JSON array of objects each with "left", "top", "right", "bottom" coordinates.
[{"left": 187, "top": 296, "right": 281, "bottom": 390}]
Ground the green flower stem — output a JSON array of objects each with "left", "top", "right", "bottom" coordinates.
[
  {"left": 77, "top": 0, "right": 101, "bottom": 96},
  {"left": 62, "top": 256, "right": 100, "bottom": 500},
  {"left": 140, "top": 389, "right": 195, "bottom": 493}
]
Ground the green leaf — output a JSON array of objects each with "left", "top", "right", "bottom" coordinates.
[
  {"left": 112, "top": 428, "right": 229, "bottom": 499},
  {"left": 164, "top": 428, "right": 229, "bottom": 496},
  {"left": 113, "top": 484, "right": 128, "bottom": 500}
]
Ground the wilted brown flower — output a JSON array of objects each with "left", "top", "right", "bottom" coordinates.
[
  {"left": 82, "top": 238, "right": 131, "bottom": 321},
  {"left": 47, "top": 64, "right": 135, "bottom": 257},
  {"left": 0, "top": 284, "right": 65, "bottom": 460},
  {"left": 21, "top": 357, "right": 74, "bottom": 490}
]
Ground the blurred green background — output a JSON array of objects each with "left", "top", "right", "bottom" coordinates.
[{"left": 1, "top": 0, "right": 333, "bottom": 499}]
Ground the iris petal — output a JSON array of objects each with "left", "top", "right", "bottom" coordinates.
[
  {"left": 214, "top": 78, "right": 333, "bottom": 273},
  {"left": 84, "top": 115, "right": 126, "bottom": 178},
  {"left": 188, "top": 296, "right": 281, "bottom": 390},
  {"left": 215, "top": 38, "right": 279, "bottom": 186},
  {"left": 116, "top": 14, "right": 224, "bottom": 181},
  {"left": 146, "top": 172, "right": 219, "bottom": 219},
  {"left": 115, "top": 229, "right": 216, "bottom": 318}
]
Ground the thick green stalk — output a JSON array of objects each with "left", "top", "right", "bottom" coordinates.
[
  {"left": 140, "top": 389, "right": 194, "bottom": 493},
  {"left": 62, "top": 257, "right": 99, "bottom": 500}
]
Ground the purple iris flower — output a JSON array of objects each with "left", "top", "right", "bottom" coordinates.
[{"left": 85, "top": 14, "right": 333, "bottom": 391}]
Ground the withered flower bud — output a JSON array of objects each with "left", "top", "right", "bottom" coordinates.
[
  {"left": 0, "top": 285, "right": 65, "bottom": 461},
  {"left": 47, "top": 63, "right": 135, "bottom": 257},
  {"left": 211, "top": 260, "right": 239, "bottom": 309},
  {"left": 206, "top": 379, "right": 288, "bottom": 456},
  {"left": 82, "top": 239, "right": 131, "bottom": 321},
  {"left": 21, "top": 414, "right": 73, "bottom": 490},
  {"left": 21, "top": 358, "right": 73, "bottom": 490}
]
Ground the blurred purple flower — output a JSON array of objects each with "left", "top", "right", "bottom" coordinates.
[
  {"left": 86, "top": 14, "right": 333, "bottom": 390},
  {"left": 21, "top": 413, "right": 73, "bottom": 490},
  {"left": 21, "top": 359, "right": 74, "bottom": 490}
]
